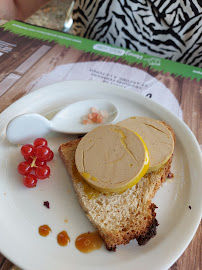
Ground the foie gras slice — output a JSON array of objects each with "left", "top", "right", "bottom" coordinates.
[
  {"left": 117, "top": 117, "right": 174, "bottom": 172},
  {"left": 75, "top": 125, "right": 149, "bottom": 193}
]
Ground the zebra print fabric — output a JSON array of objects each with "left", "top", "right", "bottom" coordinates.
[{"left": 72, "top": 0, "right": 202, "bottom": 67}]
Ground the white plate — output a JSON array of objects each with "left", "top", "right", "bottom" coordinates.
[{"left": 0, "top": 81, "right": 201, "bottom": 270}]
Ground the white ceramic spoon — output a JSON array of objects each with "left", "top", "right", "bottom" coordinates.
[{"left": 6, "top": 99, "right": 118, "bottom": 144}]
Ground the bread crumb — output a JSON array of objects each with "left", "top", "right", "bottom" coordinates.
[{"left": 167, "top": 172, "right": 174, "bottom": 178}]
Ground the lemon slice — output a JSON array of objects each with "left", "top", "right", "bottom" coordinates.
[
  {"left": 75, "top": 125, "right": 149, "bottom": 193},
  {"left": 117, "top": 117, "right": 174, "bottom": 172}
]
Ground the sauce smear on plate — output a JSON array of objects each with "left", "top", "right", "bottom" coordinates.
[
  {"left": 39, "top": 225, "right": 51, "bottom": 237},
  {"left": 57, "top": 231, "right": 70, "bottom": 246},
  {"left": 75, "top": 232, "right": 102, "bottom": 253}
]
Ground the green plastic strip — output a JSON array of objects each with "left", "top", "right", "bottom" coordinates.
[{"left": 1, "top": 20, "right": 202, "bottom": 81}]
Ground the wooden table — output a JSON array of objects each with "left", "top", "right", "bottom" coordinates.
[{"left": 0, "top": 20, "right": 201, "bottom": 270}]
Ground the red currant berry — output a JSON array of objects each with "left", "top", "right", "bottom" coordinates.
[
  {"left": 46, "top": 151, "right": 54, "bottom": 162},
  {"left": 24, "top": 174, "right": 37, "bottom": 188},
  {"left": 21, "top": 144, "right": 35, "bottom": 158},
  {"left": 24, "top": 156, "right": 33, "bottom": 164},
  {"left": 34, "top": 138, "right": 48, "bottom": 148},
  {"left": 35, "top": 146, "right": 52, "bottom": 161},
  {"left": 35, "top": 165, "right": 50, "bottom": 179},
  {"left": 35, "top": 159, "right": 46, "bottom": 167},
  {"left": 18, "top": 161, "right": 32, "bottom": 175}
]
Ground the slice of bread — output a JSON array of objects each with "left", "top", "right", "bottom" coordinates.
[{"left": 59, "top": 123, "right": 175, "bottom": 251}]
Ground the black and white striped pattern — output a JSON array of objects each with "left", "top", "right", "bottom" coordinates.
[{"left": 72, "top": 0, "right": 202, "bottom": 67}]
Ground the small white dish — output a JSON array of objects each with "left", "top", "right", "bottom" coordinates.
[{"left": 6, "top": 99, "right": 118, "bottom": 144}]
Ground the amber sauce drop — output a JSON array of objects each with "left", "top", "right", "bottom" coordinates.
[
  {"left": 75, "top": 232, "right": 103, "bottom": 253},
  {"left": 39, "top": 225, "right": 51, "bottom": 237},
  {"left": 57, "top": 231, "right": 70, "bottom": 246}
]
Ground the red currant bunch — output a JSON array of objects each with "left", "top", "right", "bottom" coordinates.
[{"left": 17, "top": 138, "right": 54, "bottom": 188}]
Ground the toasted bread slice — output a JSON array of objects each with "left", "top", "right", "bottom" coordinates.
[{"left": 59, "top": 123, "right": 175, "bottom": 251}]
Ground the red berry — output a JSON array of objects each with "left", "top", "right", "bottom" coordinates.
[
  {"left": 46, "top": 151, "right": 54, "bottom": 162},
  {"left": 35, "top": 146, "right": 52, "bottom": 161},
  {"left": 24, "top": 174, "right": 37, "bottom": 188},
  {"left": 35, "top": 165, "right": 50, "bottom": 179},
  {"left": 35, "top": 159, "right": 46, "bottom": 167},
  {"left": 21, "top": 144, "right": 35, "bottom": 158},
  {"left": 24, "top": 156, "right": 33, "bottom": 164},
  {"left": 18, "top": 161, "right": 32, "bottom": 175},
  {"left": 34, "top": 138, "right": 48, "bottom": 148}
]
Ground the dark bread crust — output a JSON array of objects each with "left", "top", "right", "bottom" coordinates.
[
  {"left": 105, "top": 204, "right": 159, "bottom": 251},
  {"left": 137, "top": 204, "right": 159, "bottom": 245}
]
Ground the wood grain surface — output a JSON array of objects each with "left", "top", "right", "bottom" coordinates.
[{"left": 0, "top": 26, "right": 201, "bottom": 270}]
